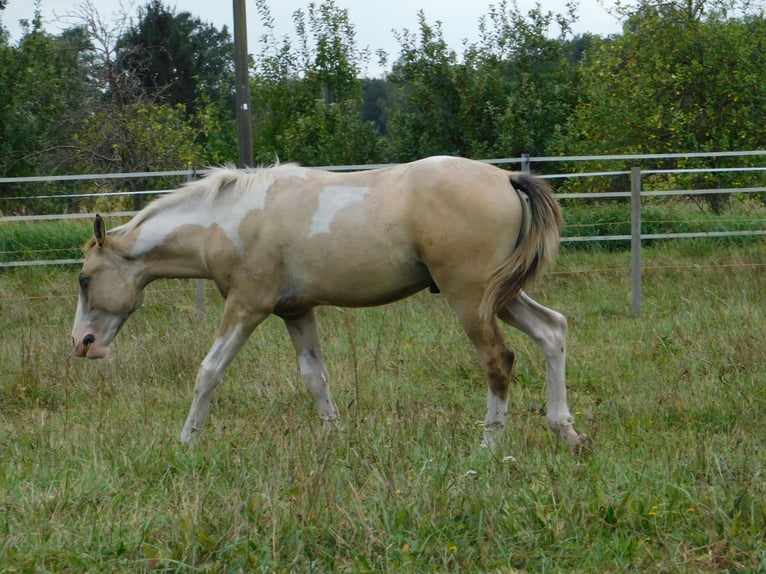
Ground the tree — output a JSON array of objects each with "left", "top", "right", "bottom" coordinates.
[
  {"left": 555, "top": 0, "right": 766, "bottom": 207},
  {"left": 114, "top": 0, "right": 235, "bottom": 116},
  {"left": 463, "top": 0, "right": 581, "bottom": 158},
  {"left": 385, "top": 1, "right": 581, "bottom": 161},
  {"left": 71, "top": 102, "right": 200, "bottom": 210},
  {"left": 386, "top": 13, "right": 463, "bottom": 160},
  {"left": 361, "top": 78, "right": 395, "bottom": 135},
  {"left": 0, "top": 11, "right": 94, "bottom": 179},
  {"left": 59, "top": 2, "right": 215, "bottom": 209},
  {"left": 251, "top": 0, "right": 380, "bottom": 165}
]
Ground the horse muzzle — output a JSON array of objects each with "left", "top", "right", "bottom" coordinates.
[{"left": 73, "top": 333, "right": 109, "bottom": 359}]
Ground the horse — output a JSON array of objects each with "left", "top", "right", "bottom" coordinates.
[{"left": 71, "top": 156, "right": 587, "bottom": 450}]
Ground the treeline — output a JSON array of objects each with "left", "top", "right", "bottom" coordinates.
[{"left": 1, "top": 0, "right": 765, "bottom": 210}]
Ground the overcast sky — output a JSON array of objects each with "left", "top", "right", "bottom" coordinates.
[{"left": 2, "top": 0, "right": 622, "bottom": 76}]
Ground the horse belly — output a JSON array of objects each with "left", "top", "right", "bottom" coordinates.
[{"left": 284, "top": 245, "right": 431, "bottom": 309}]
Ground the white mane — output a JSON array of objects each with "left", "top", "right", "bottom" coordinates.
[{"left": 112, "top": 163, "right": 308, "bottom": 236}]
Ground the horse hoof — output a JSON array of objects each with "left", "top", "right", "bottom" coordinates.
[
  {"left": 320, "top": 415, "right": 341, "bottom": 433},
  {"left": 481, "top": 422, "right": 505, "bottom": 449},
  {"left": 570, "top": 431, "right": 592, "bottom": 454},
  {"left": 551, "top": 420, "right": 591, "bottom": 453},
  {"left": 180, "top": 427, "right": 197, "bottom": 444}
]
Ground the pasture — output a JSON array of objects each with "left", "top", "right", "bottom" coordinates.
[{"left": 1, "top": 241, "right": 765, "bottom": 572}]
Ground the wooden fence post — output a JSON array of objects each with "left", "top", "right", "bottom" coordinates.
[{"left": 631, "top": 167, "right": 642, "bottom": 314}]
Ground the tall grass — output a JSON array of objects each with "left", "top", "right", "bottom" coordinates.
[
  {"left": 1, "top": 242, "right": 765, "bottom": 572},
  {"left": 0, "top": 218, "right": 129, "bottom": 264},
  {"left": 0, "top": 220, "right": 90, "bottom": 263},
  {"left": 560, "top": 199, "right": 766, "bottom": 250}
]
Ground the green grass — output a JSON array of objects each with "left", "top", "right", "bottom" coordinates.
[
  {"left": 1, "top": 242, "right": 765, "bottom": 572},
  {"left": 0, "top": 220, "right": 90, "bottom": 263},
  {"left": 560, "top": 199, "right": 766, "bottom": 250},
  {"left": 0, "top": 218, "right": 131, "bottom": 264}
]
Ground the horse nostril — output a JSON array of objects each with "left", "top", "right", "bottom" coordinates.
[{"left": 83, "top": 334, "right": 96, "bottom": 346}]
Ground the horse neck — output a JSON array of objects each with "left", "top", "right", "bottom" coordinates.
[{"left": 122, "top": 213, "right": 214, "bottom": 282}]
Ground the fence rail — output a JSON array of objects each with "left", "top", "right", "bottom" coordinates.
[{"left": 2, "top": 152, "right": 765, "bottom": 313}]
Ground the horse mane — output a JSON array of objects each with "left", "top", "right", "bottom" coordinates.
[{"left": 110, "top": 163, "right": 306, "bottom": 236}]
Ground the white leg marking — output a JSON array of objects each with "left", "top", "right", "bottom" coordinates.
[
  {"left": 180, "top": 321, "right": 251, "bottom": 443},
  {"left": 284, "top": 311, "right": 339, "bottom": 423},
  {"left": 481, "top": 390, "right": 508, "bottom": 448},
  {"left": 298, "top": 350, "right": 338, "bottom": 421},
  {"left": 501, "top": 291, "right": 587, "bottom": 449}
]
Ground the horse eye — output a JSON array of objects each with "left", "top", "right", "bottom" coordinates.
[{"left": 79, "top": 276, "right": 90, "bottom": 290}]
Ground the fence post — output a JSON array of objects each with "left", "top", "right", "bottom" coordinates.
[
  {"left": 521, "top": 153, "right": 530, "bottom": 174},
  {"left": 630, "top": 167, "right": 642, "bottom": 314}
]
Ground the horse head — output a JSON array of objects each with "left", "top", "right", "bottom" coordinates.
[{"left": 71, "top": 215, "right": 145, "bottom": 359}]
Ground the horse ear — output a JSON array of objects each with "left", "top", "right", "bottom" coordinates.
[{"left": 94, "top": 214, "right": 107, "bottom": 248}]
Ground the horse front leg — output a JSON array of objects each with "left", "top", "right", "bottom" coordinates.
[
  {"left": 499, "top": 291, "right": 589, "bottom": 450},
  {"left": 283, "top": 309, "right": 339, "bottom": 425},
  {"left": 180, "top": 302, "right": 265, "bottom": 443}
]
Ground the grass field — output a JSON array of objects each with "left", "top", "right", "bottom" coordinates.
[{"left": 1, "top": 241, "right": 765, "bottom": 572}]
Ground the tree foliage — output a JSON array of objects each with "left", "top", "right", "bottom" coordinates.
[
  {"left": 386, "top": 0, "right": 581, "bottom": 162},
  {"left": 1, "top": 0, "right": 765, "bottom": 213},
  {"left": 553, "top": 0, "right": 766, "bottom": 206},
  {"left": 0, "top": 12, "right": 93, "bottom": 178},
  {"left": 114, "top": 0, "right": 235, "bottom": 116},
  {"left": 561, "top": 0, "right": 766, "bottom": 155},
  {"left": 250, "top": 0, "right": 379, "bottom": 165},
  {"left": 386, "top": 14, "right": 462, "bottom": 159}
]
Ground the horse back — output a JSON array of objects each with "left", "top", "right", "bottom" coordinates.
[{"left": 216, "top": 157, "right": 526, "bottom": 309}]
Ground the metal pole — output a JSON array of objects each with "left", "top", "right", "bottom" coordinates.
[
  {"left": 233, "top": 0, "right": 253, "bottom": 168},
  {"left": 630, "top": 167, "right": 642, "bottom": 314},
  {"left": 521, "top": 153, "right": 530, "bottom": 174}
]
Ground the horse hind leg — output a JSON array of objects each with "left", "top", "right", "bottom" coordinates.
[
  {"left": 449, "top": 298, "right": 516, "bottom": 448},
  {"left": 283, "top": 309, "right": 339, "bottom": 425},
  {"left": 498, "top": 290, "right": 589, "bottom": 450}
]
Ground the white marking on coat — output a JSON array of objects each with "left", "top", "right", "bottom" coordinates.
[
  {"left": 309, "top": 186, "right": 370, "bottom": 237},
  {"left": 132, "top": 183, "right": 271, "bottom": 257}
]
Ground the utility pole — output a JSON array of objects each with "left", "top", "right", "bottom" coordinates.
[{"left": 233, "top": 0, "right": 253, "bottom": 168}]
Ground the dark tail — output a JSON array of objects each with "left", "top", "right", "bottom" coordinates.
[{"left": 479, "top": 173, "right": 563, "bottom": 320}]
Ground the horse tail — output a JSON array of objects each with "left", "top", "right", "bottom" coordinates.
[{"left": 479, "top": 173, "right": 563, "bottom": 321}]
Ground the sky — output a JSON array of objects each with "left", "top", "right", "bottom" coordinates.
[{"left": 2, "top": 0, "right": 622, "bottom": 76}]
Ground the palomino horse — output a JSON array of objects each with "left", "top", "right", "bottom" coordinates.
[{"left": 71, "top": 156, "right": 587, "bottom": 449}]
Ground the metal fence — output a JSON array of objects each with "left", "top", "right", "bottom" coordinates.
[{"left": 2, "top": 151, "right": 765, "bottom": 313}]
